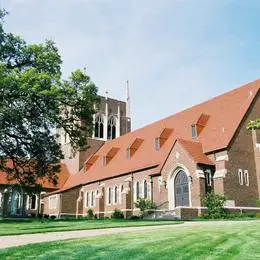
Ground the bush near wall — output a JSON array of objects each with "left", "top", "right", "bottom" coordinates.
[{"left": 203, "top": 192, "right": 226, "bottom": 219}]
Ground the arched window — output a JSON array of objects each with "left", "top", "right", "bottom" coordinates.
[
  {"left": 143, "top": 180, "right": 148, "bottom": 199},
  {"left": 91, "top": 191, "right": 94, "bottom": 207},
  {"left": 107, "top": 116, "right": 117, "bottom": 140},
  {"left": 136, "top": 182, "right": 140, "bottom": 200},
  {"left": 95, "top": 114, "right": 104, "bottom": 139},
  {"left": 85, "top": 192, "right": 89, "bottom": 208},
  {"left": 31, "top": 194, "right": 37, "bottom": 210},
  {"left": 114, "top": 186, "right": 118, "bottom": 203}
]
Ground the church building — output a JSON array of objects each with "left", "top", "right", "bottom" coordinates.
[{"left": 43, "top": 80, "right": 260, "bottom": 219}]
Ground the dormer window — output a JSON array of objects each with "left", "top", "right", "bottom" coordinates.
[
  {"left": 192, "top": 113, "right": 210, "bottom": 138},
  {"left": 85, "top": 155, "right": 99, "bottom": 171},
  {"left": 155, "top": 128, "right": 173, "bottom": 151},
  {"left": 191, "top": 124, "right": 197, "bottom": 139},
  {"left": 127, "top": 138, "right": 144, "bottom": 159},
  {"left": 103, "top": 147, "right": 120, "bottom": 166}
]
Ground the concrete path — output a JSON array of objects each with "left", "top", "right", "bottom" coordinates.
[{"left": 0, "top": 220, "right": 259, "bottom": 249}]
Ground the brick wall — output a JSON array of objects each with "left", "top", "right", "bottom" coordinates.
[
  {"left": 224, "top": 92, "right": 260, "bottom": 206},
  {"left": 161, "top": 142, "right": 205, "bottom": 209}
]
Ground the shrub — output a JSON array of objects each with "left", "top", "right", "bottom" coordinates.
[
  {"left": 111, "top": 209, "right": 124, "bottom": 219},
  {"left": 135, "top": 198, "right": 157, "bottom": 217},
  {"left": 256, "top": 213, "right": 260, "bottom": 218},
  {"left": 256, "top": 199, "right": 260, "bottom": 207},
  {"left": 87, "top": 208, "right": 94, "bottom": 220},
  {"left": 50, "top": 215, "right": 56, "bottom": 220},
  {"left": 43, "top": 214, "right": 49, "bottom": 219},
  {"left": 127, "top": 215, "right": 140, "bottom": 220},
  {"left": 30, "top": 213, "right": 36, "bottom": 218},
  {"left": 203, "top": 192, "right": 226, "bottom": 219},
  {"left": 37, "top": 214, "right": 43, "bottom": 219}
]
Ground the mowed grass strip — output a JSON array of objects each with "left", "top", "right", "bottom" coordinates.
[
  {"left": 1, "top": 221, "right": 260, "bottom": 260},
  {"left": 0, "top": 219, "right": 182, "bottom": 236}
]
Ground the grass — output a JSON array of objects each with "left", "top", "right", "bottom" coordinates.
[
  {"left": 1, "top": 220, "right": 260, "bottom": 259},
  {"left": 1, "top": 221, "right": 260, "bottom": 259},
  {"left": 0, "top": 218, "right": 182, "bottom": 236}
]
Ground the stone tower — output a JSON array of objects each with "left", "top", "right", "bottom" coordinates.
[{"left": 59, "top": 84, "right": 131, "bottom": 174}]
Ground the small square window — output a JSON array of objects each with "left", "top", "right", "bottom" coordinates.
[
  {"left": 191, "top": 125, "right": 197, "bottom": 139},
  {"left": 155, "top": 138, "right": 160, "bottom": 151},
  {"left": 127, "top": 148, "right": 131, "bottom": 160},
  {"left": 103, "top": 156, "right": 107, "bottom": 167}
]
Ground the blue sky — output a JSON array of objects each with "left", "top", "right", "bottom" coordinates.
[{"left": 1, "top": 0, "right": 260, "bottom": 129}]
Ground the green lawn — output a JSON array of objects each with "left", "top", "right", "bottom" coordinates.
[
  {"left": 0, "top": 219, "right": 181, "bottom": 236},
  {"left": 1, "top": 221, "right": 260, "bottom": 260}
]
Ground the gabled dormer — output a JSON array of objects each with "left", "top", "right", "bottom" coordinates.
[
  {"left": 192, "top": 113, "right": 210, "bottom": 139},
  {"left": 155, "top": 128, "right": 173, "bottom": 151},
  {"left": 103, "top": 147, "right": 120, "bottom": 166},
  {"left": 85, "top": 155, "right": 99, "bottom": 172},
  {"left": 127, "top": 138, "right": 144, "bottom": 159}
]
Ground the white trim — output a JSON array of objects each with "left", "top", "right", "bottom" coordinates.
[
  {"left": 244, "top": 170, "right": 249, "bottom": 186},
  {"left": 196, "top": 169, "right": 205, "bottom": 178},
  {"left": 99, "top": 182, "right": 105, "bottom": 187},
  {"left": 124, "top": 177, "right": 131, "bottom": 182},
  {"left": 238, "top": 169, "right": 243, "bottom": 185},
  {"left": 215, "top": 151, "right": 229, "bottom": 161},
  {"left": 213, "top": 169, "right": 227, "bottom": 179},
  {"left": 48, "top": 195, "right": 58, "bottom": 210}
]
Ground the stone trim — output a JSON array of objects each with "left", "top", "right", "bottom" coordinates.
[
  {"left": 215, "top": 151, "right": 229, "bottom": 161},
  {"left": 213, "top": 169, "right": 227, "bottom": 178},
  {"left": 196, "top": 169, "right": 205, "bottom": 178}
]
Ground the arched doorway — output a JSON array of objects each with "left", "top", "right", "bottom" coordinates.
[{"left": 174, "top": 170, "right": 189, "bottom": 207}]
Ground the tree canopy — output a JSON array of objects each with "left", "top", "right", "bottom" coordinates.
[{"left": 0, "top": 9, "right": 99, "bottom": 190}]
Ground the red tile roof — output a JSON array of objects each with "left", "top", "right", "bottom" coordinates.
[
  {"left": 40, "top": 80, "right": 260, "bottom": 193},
  {"left": 0, "top": 162, "right": 70, "bottom": 190},
  {"left": 177, "top": 139, "right": 214, "bottom": 165}
]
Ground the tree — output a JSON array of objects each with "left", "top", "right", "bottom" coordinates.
[
  {"left": 0, "top": 9, "right": 99, "bottom": 190},
  {"left": 247, "top": 119, "right": 260, "bottom": 130}
]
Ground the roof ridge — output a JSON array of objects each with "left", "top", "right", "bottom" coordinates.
[{"left": 105, "top": 79, "right": 260, "bottom": 145}]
